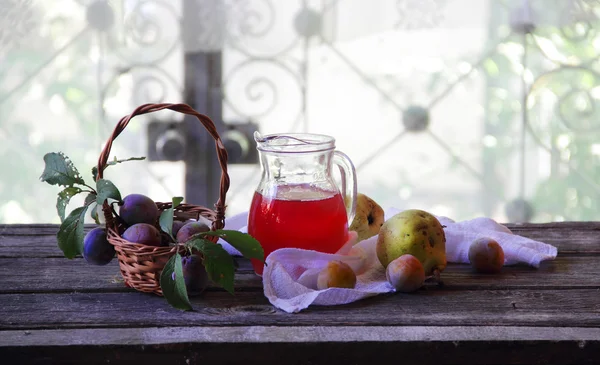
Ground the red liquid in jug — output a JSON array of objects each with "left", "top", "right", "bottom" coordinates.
[{"left": 248, "top": 185, "right": 349, "bottom": 275}]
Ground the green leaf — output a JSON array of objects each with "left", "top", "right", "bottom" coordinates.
[
  {"left": 159, "top": 210, "right": 175, "bottom": 240},
  {"left": 172, "top": 196, "right": 184, "bottom": 207},
  {"left": 56, "top": 187, "right": 82, "bottom": 222},
  {"left": 84, "top": 193, "right": 101, "bottom": 224},
  {"left": 84, "top": 193, "right": 96, "bottom": 206},
  {"left": 203, "top": 230, "right": 265, "bottom": 263},
  {"left": 40, "top": 152, "right": 85, "bottom": 187},
  {"left": 159, "top": 253, "right": 192, "bottom": 311},
  {"left": 187, "top": 238, "right": 235, "bottom": 294},
  {"left": 90, "top": 203, "right": 101, "bottom": 224},
  {"left": 96, "top": 179, "right": 122, "bottom": 205},
  {"left": 92, "top": 156, "right": 146, "bottom": 181},
  {"left": 159, "top": 196, "right": 184, "bottom": 240},
  {"left": 57, "top": 205, "right": 89, "bottom": 259}
]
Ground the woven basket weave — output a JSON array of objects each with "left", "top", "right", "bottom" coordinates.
[{"left": 97, "top": 103, "right": 229, "bottom": 296}]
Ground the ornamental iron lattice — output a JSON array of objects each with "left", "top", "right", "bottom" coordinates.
[{"left": 0, "top": 0, "right": 598, "bottom": 224}]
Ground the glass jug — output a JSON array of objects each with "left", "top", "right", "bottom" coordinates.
[{"left": 247, "top": 132, "right": 357, "bottom": 276}]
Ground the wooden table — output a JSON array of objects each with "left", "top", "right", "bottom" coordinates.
[{"left": 0, "top": 223, "right": 599, "bottom": 365}]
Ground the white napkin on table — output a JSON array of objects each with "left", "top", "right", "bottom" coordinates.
[{"left": 218, "top": 208, "right": 558, "bottom": 313}]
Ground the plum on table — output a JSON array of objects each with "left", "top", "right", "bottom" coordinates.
[{"left": 83, "top": 227, "right": 115, "bottom": 265}]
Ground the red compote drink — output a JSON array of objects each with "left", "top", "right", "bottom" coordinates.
[{"left": 248, "top": 184, "right": 349, "bottom": 275}]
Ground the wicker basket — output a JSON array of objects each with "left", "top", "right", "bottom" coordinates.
[{"left": 96, "top": 103, "right": 229, "bottom": 296}]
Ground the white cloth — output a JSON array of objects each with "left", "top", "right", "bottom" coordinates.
[{"left": 219, "top": 208, "right": 558, "bottom": 313}]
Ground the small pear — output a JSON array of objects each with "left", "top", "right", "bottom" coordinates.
[
  {"left": 349, "top": 193, "right": 385, "bottom": 243},
  {"left": 376, "top": 209, "right": 446, "bottom": 276}
]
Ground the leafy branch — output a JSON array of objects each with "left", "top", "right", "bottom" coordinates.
[
  {"left": 41, "top": 152, "right": 266, "bottom": 312},
  {"left": 40, "top": 152, "right": 125, "bottom": 258},
  {"left": 158, "top": 229, "right": 265, "bottom": 311}
]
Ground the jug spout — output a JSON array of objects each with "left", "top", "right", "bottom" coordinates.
[
  {"left": 253, "top": 131, "right": 265, "bottom": 144},
  {"left": 253, "top": 131, "right": 279, "bottom": 151}
]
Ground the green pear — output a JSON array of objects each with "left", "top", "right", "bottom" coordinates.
[
  {"left": 376, "top": 209, "right": 446, "bottom": 276},
  {"left": 349, "top": 193, "right": 385, "bottom": 243}
]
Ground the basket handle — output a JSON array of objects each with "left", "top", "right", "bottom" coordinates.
[{"left": 97, "top": 103, "right": 230, "bottom": 230}]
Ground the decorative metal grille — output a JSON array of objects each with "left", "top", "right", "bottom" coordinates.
[{"left": 0, "top": 0, "right": 598, "bottom": 224}]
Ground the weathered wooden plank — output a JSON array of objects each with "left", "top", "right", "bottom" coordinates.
[
  {"left": 2, "top": 222, "right": 599, "bottom": 258},
  {"left": 1, "top": 288, "right": 598, "bottom": 329},
  {"left": 0, "top": 239, "right": 63, "bottom": 257},
  {"left": 506, "top": 222, "right": 600, "bottom": 253},
  {"left": 0, "top": 224, "right": 95, "bottom": 235},
  {"left": 1, "top": 339, "right": 599, "bottom": 365},
  {"left": 0, "top": 258, "right": 261, "bottom": 293},
  {"left": 441, "top": 256, "right": 600, "bottom": 289},
  {"left": 0, "top": 256, "right": 597, "bottom": 293},
  {"left": 0, "top": 225, "right": 90, "bottom": 258},
  {"left": 2, "top": 325, "right": 599, "bottom": 345}
]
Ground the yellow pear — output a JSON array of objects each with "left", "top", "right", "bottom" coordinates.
[
  {"left": 376, "top": 209, "right": 446, "bottom": 277},
  {"left": 349, "top": 193, "right": 385, "bottom": 243}
]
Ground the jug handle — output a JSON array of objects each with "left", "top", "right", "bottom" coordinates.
[{"left": 333, "top": 151, "right": 358, "bottom": 225}]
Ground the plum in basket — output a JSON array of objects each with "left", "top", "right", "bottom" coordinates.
[
  {"left": 122, "top": 223, "right": 162, "bottom": 246},
  {"left": 176, "top": 220, "right": 210, "bottom": 243},
  {"left": 119, "top": 194, "right": 159, "bottom": 226}
]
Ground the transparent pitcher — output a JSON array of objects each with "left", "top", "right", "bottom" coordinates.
[{"left": 247, "top": 132, "right": 357, "bottom": 275}]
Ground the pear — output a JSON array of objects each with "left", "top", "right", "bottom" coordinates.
[
  {"left": 349, "top": 193, "right": 385, "bottom": 243},
  {"left": 376, "top": 209, "right": 446, "bottom": 277}
]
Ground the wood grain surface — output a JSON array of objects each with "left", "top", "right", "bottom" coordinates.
[{"left": 0, "top": 223, "right": 599, "bottom": 365}]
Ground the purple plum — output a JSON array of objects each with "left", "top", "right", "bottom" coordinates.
[
  {"left": 119, "top": 194, "right": 159, "bottom": 226},
  {"left": 182, "top": 254, "right": 209, "bottom": 296},
  {"left": 83, "top": 227, "right": 115, "bottom": 265},
  {"left": 176, "top": 221, "right": 210, "bottom": 243},
  {"left": 122, "top": 223, "right": 162, "bottom": 246}
]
